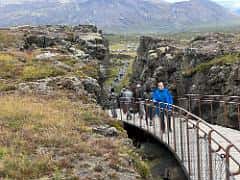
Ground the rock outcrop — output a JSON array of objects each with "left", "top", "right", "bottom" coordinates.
[
  {"left": 131, "top": 33, "right": 240, "bottom": 128},
  {"left": 0, "top": 25, "right": 110, "bottom": 105}
]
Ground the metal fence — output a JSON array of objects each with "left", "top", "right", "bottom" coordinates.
[
  {"left": 177, "top": 94, "right": 240, "bottom": 130},
  {"left": 117, "top": 98, "right": 240, "bottom": 180}
]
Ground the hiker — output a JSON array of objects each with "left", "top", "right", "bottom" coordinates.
[
  {"left": 109, "top": 88, "right": 118, "bottom": 118},
  {"left": 152, "top": 82, "right": 173, "bottom": 132},
  {"left": 134, "top": 83, "right": 145, "bottom": 120},
  {"left": 119, "top": 86, "right": 133, "bottom": 120},
  {"left": 144, "top": 87, "right": 154, "bottom": 126}
]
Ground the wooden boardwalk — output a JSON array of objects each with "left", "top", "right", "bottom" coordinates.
[{"left": 110, "top": 107, "right": 240, "bottom": 180}]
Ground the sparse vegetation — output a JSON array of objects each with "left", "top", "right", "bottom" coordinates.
[
  {"left": 21, "top": 65, "right": 65, "bottom": 81},
  {"left": 183, "top": 53, "right": 240, "bottom": 77},
  {"left": 127, "top": 151, "right": 151, "bottom": 179},
  {"left": 0, "top": 31, "right": 17, "bottom": 47},
  {"left": 74, "top": 62, "right": 99, "bottom": 79},
  {"left": 0, "top": 94, "right": 137, "bottom": 179},
  {"left": 0, "top": 53, "right": 22, "bottom": 79}
]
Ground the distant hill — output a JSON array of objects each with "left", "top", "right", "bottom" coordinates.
[{"left": 0, "top": 0, "right": 239, "bottom": 33}]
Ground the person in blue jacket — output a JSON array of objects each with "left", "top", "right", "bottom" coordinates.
[{"left": 152, "top": 82, "right": 173, "bottom": 132}]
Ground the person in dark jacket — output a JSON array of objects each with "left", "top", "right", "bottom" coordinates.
[
  {"left": 144, "top": 87, "right": 153, "bottom": 126},
  {"left": 152, "top": 82, "right": 173, "bottom": 132},
  {"left": 119, "top": 87, "right": 133, "bottom": 120},
  {"left": 134, "top": 83, "right": 145, "bottom": 120},
  {"left": 109, "top": 88, "right": 118, "bottom": 118}
]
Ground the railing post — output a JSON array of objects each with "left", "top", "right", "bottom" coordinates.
[
  {"left": 196, "top": 121, "right": 201, "bottom": 180},
  {"left": 238, "top": 104, "right": 240, "bottom": 130},
  {"left": 133, "top": 100, "right": 136, "bottom": 124},
  {"left": 167, "top": 109, "right": 170, "bottom": 146},
  {"left": 226, "top": 145, "right": 234, "bottom": 180},
  {"left": 188, "top": 95, "right": 192, "bottom": 113},
  {"left": 208, "top": 130, "right": 214, "bottom": 180},
  {"left": 153, "top": 103, "right": 156, "bottom": 136},
  {"left": 159, "top": 105, "right": 163, "bottom": 140},
  {"left": 119, "top": 100, "right": 123, "bottom": 121},
  {"left": 198, "top": 100, "right": 202, "bottom": 117},
  {"left": 223, "top": 102, "right": 228, "bottom": 127},
  {"left": 179, "top": 114, "right": 184, "bottom": 162},
  {"left": 186, "top": 116, "right": 191, "bottom": 176},
  {"left": 172, "top": 108, "right": 177, "bottom": 152},
  {"left": 210, "top": 101, "right": 213, "bottom": 124},
  {"left": 145, "top": 100, "right": 149, "bottom": 131}
]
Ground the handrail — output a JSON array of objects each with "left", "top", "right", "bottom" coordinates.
[
  {"left": 176, "top": 94, "right": 240, "bottom": 130},
  {"left": 117, "top": 98, "right": 240, "bottom": 180}
]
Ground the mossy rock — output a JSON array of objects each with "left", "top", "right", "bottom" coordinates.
[{"left": 183, "top": 53, "right": 240, "bottom": 77}]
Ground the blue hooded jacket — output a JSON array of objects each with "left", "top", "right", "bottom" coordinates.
[{"left": 152, "top": 88, "right": 173, "bottom": 110}]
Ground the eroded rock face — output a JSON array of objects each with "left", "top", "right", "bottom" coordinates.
[
  {"left": 132, "top": 33, "right": 240, "bottom": 128},
  {"left": 10, "top": 25, "right": 110, "bottom": 105},
  {"left": 22, "top": 25, "right": 109, "bottom": 63},
  {"left": 18, "top": 76, "right": 103, "bottom": 103}
]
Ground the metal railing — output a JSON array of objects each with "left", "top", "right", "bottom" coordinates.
[
  {"left": 117, "top": 98, "right": 240, "bottom": 180},
  {"left": 177, "top": 94, "right": 240, "bottom": 130}
]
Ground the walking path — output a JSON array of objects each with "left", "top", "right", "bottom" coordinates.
[{"left": 110, "top": 106, "right": 240, "bottom": 180}]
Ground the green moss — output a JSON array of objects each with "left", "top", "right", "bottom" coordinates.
[
  {"left": 21, "top": 65, "right": 65, "bottom": 81},
  {"left": 183, "top": 53, "right": 240, "bottom": 77}
]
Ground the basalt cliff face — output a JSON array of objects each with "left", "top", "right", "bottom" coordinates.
[{"left": 132, "top": 33, "right": 240, "bottom": 128}]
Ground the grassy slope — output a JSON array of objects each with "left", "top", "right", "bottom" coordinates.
[
  {"left": 0, "top": 31, "right": 150, "bottom": 179},
  {"left": 0, "top": 94, "right": 134, "bottom": 179}
]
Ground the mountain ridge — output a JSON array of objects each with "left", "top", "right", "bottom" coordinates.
[{"left": 0, "top": 0, "right": 239, "bottom": 33}]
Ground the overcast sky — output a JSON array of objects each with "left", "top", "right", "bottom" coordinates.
[{"left": 1, "top": 0, "right": 240, "bottom": 10}]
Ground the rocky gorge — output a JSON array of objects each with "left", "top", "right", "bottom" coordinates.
[{"left": 131, "top": 33, "right": 240, "bottom": 129}]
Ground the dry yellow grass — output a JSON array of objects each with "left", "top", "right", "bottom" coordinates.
[{"left": 0, "top": 94, "right": 129, "bottom": 179}]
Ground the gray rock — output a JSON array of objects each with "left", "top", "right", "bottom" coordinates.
[{"left": 93, "top": 126, "right": 118, "bottom": 137}]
